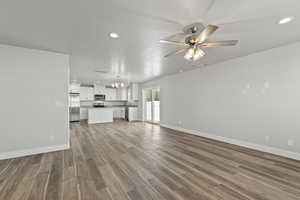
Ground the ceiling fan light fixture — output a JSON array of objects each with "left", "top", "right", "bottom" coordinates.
[
  {"left": 278, "top": 16, "right": 294, "bottom": 24},
  {"left": 162, "top": 23, "right": 237, "bottom": 61},
  {"left": 184, "top": 48, "right": 194, "bottom": 60},
  {"left": 193, "top": 48, "right": 205, "bottom": 60},
  {"left": 184, "top": 47, "right": 205, "bottom": 61}
]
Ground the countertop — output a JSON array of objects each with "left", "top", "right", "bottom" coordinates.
[
  {"left": 80, "top": 105, "right": 137, "bottom": 108},
  {"left": 88, "top": 107, "right": 114, "bottom": 110}
]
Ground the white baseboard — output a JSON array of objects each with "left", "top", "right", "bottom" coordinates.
[
  {"left": 160, "top": 123, "right": 300, "bottom": 161},
  {"left": 0, "top": 143, "right": 70, "bottom": 160}
]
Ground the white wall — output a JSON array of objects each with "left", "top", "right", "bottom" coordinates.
[
  {"left": 0, "top": 44, "right": 70, "bottom": 159},
  {"left": 140, "top": 42, "right": 300, "bottom": 156}
]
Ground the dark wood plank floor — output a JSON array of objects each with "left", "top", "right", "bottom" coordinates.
[{"left": 0, "top": 121, "right": 300, "bottom": 200}]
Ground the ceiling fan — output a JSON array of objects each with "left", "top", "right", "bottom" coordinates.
[{"left": 160, "top": 23, "right": 238, "bottom": 61}]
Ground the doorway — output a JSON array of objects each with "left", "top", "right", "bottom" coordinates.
[{"left": 143, "top": 87, "right": 160, "bottom": 123}]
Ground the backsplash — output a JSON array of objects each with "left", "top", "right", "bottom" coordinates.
[{"left": 105, "top": 101, "right": 127, "bottom": 107}]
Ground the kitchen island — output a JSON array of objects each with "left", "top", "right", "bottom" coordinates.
[{"left": 88, "top": 107, "right": 114, "bottom": 124}]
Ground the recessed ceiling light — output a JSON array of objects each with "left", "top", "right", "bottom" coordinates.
[
  {"left": 109, "top": 32, "right": 119, "bottom": 38},
  {"left": 278, "top": 17, "right": 294, "bottom": 24}
]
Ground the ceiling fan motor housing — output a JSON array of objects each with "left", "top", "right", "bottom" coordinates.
[
  {"left": 183, "top": 23, "right": 205, "bottom": 45},
  {"left": 185, "top": 36, "right": 198, "bottom": 45},
  {"left": 183, "top": 23, "right": 205, "bottom": 35}
]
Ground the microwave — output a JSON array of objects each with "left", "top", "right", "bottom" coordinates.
[{"left": 94, "top": 94, "right": 105, "bottom": 101}]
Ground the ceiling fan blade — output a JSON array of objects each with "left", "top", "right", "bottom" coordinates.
[
  {"left": 164, "top": 48, "right": 187, "bottom": 58},
  {"left": 200, "top": 40, "right": 238, "bottom": 47},
  {"left": 163, "top": 32, "right": 187, "bottom": 42},
  {"left": 196, "top": 25, "right": 218, "bottom": 43},
  {"left": 159, "top": 40, "right": 188, "bottom": 46}
]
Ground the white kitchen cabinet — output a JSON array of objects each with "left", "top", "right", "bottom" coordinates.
[
  {"left": 113, "top": 108, "right": 117, "bottom": 118},
  {"left": 116, "top": 88, "right": 127, "bottom": 101},
  {"left": 113, "top": 108, "right": 119, "bottom": 118},
  {"left": 105, "top": 88, "right": 116, "bottom": 100},
  {"left": 88, "top": 107, "right": 113, "bottom": 124},
  {"left": 113, "top": 107, "right": 125, "bottom": 119},
  {"left": 120, "top": 107, "right": 125, "bottom": 118},
  {"left": 69, "top": 83, "right": 80, "bottom": 93},
  {"left": 80, "top": 107, "right": 88, "bottom": 120},
  {"left": 127, "top": 83, "right": 139, "bottom": 101},
  {"left": 116, "top": 89, "right": 120, "bottom": 100},
  {"left": 121, "top": 88, "right": 128, "bottom": 100},
  {"left": 80, "top": 87, "right": 94, "bottom": 101},
  {"left": 128, "top": 107, "right": 138, "bottom": 121},
  {"left": 127, "top": 87, "right": 131, "bottom": 101},
  {"left": 132, "top": 83, "right": 139, "bottom": 101},
  {"left": 94, "top": 85, "right": 105, "bottom": 94},
  {"left": 110, "top": 88, "right": 116, "bottom": 100}
]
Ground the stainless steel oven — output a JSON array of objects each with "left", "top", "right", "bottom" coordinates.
[{"left": 94, "top": 94, "right": 105, "bottom": 107}]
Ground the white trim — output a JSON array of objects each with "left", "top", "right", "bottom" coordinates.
[
  {"left": 160, "top": 123, "right": 300, "bottom": 161},
  {"left": 66, "top": 55, "right": 71, "bottom": 149},
  {"left": 0, "top": 144, "right": 70, "bottom": 160}
]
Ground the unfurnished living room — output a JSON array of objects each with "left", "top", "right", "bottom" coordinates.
[{"left": 1, "top": 0, "right": 300, "bottom": 199}]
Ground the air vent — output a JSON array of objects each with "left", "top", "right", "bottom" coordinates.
[{"left": 105, "top": 85, "right": 116, "bottom": 89}]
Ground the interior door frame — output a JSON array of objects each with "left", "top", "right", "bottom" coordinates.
[{"left": 142, "top": 86, "right": 160, "bottom": 124}]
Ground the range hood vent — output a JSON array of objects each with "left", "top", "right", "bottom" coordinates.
[{"left": 80, "top": 84, "right": 94, "bottom": 88}]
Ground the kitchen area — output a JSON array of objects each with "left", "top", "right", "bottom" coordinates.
[{"left": 69, "top": 82, "right": 139, "bottom": 124}]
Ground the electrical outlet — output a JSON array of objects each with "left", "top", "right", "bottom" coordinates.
[{"left": 288, "top": 139, "right": 294, "bottom": 147}]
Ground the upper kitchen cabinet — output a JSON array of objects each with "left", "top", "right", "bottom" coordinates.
[
  {"left": 105, "top": 88, "right": 116, "bottom": 101},
  {"left": 94, "top": 85, "right": 105, "bottom": 94},
  {"left": 69, "top": 83, "right": 80, "bottom": 93},
  {"left": 116, "top": 87, "right": 128, "bottom": 101},
  {"left": 80, "top": 86, "right": 94, "bottom": 101},
  {"left": 121, "top": 87, "right": 128, "bottom": 100},
  {"left": 128, "top": 83, "right": 139, "bottom": 101},
  {"left": 132, "top": 83, "right": 139, "bottom": 100}
]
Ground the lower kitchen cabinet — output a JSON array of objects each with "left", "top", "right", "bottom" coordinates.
[
  {"left": 80, "top": 108, "right": 88, "bottom": 120},
  {"left": 113, "top": 107, "right": 125, "bottom": 119},
  {"left": 128, "top": 107, "right": 138, "bottom": 121}
]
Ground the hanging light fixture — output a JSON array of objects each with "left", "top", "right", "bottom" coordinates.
[{"left": 111, "top": 76, "right": 125, "bottom": 88}]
